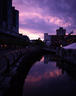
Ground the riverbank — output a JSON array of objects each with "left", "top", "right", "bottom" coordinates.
[{"left": 0, "top": 47, "right": 44, "bottom": 96}]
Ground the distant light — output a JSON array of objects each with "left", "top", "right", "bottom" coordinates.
[
  {"left": 1, "top": 45, "right": 3, "bottom": 48},
  {"left": 4, "top": 44, "right": 7, "bottom": 48},
  {"left": 60, "top": 45, "right": 62, "bottom": 47},
  {"left": 0, "top": 44, "right": 7, "bottom": 48}
]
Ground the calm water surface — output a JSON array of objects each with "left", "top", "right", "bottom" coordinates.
[{"left": 23, "top": 55, "right": 76, "bottom": 96}]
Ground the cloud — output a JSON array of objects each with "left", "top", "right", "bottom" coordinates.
[{"left": 13, "top": 0, "right": 76, "bottom": 39}]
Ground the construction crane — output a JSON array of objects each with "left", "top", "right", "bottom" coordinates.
[
  {"left": 64, "top": 31, "right": 74, "bottom": 39},
  {"left": 68, "top": 31, "right": 73, "bottom": 36}
]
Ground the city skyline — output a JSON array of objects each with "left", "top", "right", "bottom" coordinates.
[{"left": 13, "top": 0, "right": 76, "bottom": 40}]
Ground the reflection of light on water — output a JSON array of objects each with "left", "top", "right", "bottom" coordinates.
[
  {"left": 25, "top": 75, "right": 42, "bottom": 83},
  {"left": 24, "top": 55, "right": 62, "bottom": 88},
  {"left": 44, "top": 69, "right": 62, "bottom": 79},
  {"left": 25, "top": 69, "right": 62, "bottom": 83},
  {"left": 40, "top": 57, "right": 44, "bottom": 62}
]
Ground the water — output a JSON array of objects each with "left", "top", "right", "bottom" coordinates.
[{"left": 23, "top": 54, "right": 76, "bottom": 96}]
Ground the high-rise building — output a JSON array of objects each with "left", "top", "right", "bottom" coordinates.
[
  {"left": 0, "top": 0, "right": 19, "bottom": 34},
  {"left": 0, "top": 0, "right": 3, "bottom": 28},
  {"left": 7, "top": 0, "right": 12, "bottom": 30},
  {"left": 56, "top": 27, "right": 66, "bottom": 36},
  {"left": 1, "top": 0, "right": 12, "bottom": 30},
  {"left": 12, "top": 7, "right": 19, "bottom": 33}
]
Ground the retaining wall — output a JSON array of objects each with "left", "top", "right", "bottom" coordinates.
[{"left": 0, "top": 47, "right": 44, "bottom": 96}]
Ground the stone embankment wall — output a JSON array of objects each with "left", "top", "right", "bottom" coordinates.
[{"left": 0, "top": 47, "right": 43, "bottom": 96}]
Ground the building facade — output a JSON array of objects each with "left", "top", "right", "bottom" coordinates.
[
  {"left": 0, "top": 0, "right": 19, "bottom": 34},
  {"left": 12, "top": 7, "right": 19, "bottom": 33}
]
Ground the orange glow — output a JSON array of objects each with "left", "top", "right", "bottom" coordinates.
[
  {"left": 26, "top": 75, "right": 42, "bottom": 83},
  {"left": 4, "top": 44, "right": 7, "bottom": 48},
  {"left": 44, "top": 69, "right": 62, "bottom": 78},
  {"left": 25, "top": 69, "right": 62, "bottom": 83},
  {"left": 44, "top": 69, "right": 62, "bottom": 79}
]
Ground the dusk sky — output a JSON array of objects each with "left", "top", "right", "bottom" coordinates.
[{"left": 13, "top": 0, "right": 76, "bottom": 40}]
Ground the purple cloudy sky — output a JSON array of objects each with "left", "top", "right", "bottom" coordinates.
[{"left": 13, "top": 0, "right": 76, "bottom": 40}]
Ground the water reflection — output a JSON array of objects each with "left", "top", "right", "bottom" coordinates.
[
  {"left": 5, "top": 54, "right": 43, "bottom": 96},
  {"left": 23, "top": 54, "right": 76, "bottom": 96},
  {"left": 56, "top": 59, "right": 76, "bottom": 80}
]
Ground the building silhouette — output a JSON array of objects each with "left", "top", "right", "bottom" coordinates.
[
  {"left": 0, "top": 0, "right": 19, "bottom": 34},
  {"left": 0, "top": 0, "right": 30, "bottom": 49},
  {"left": 56, "top": 27, "right": 66, "bottom": 36},
  {"left": 44, "top": 27, "right": 76, "bottom": 48}
]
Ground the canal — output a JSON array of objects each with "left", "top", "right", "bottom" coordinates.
[
  {"left": 4, "top": 53, "right": 76, "bottom": 96},
  {"left": 22, "top": 54, "right": 76, "bottom": 96}
]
